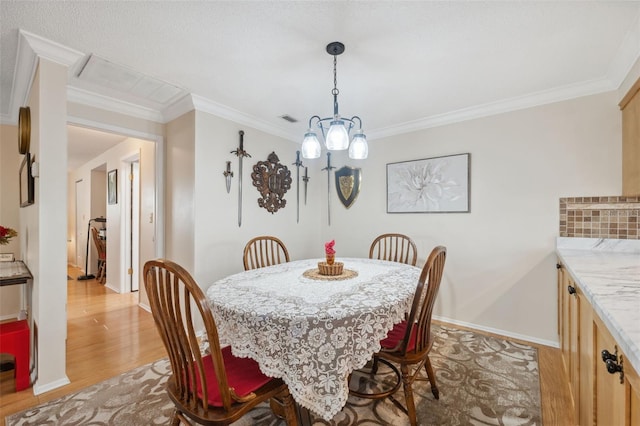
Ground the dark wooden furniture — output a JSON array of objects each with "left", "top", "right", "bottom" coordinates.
[
  {"left": 143, "top": 259, "right": 298, "bottom": 425},
  {"left": 369, "top": 233, "right": 418, "bottom": 266},
  {"left": 351, "top": 246, "right": 447, "bottom": 426},
  {"left": 243, "top": 236, "right": 290, "bottom": 271}
]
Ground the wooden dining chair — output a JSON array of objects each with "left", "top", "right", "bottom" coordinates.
[
  {"left": 243, "top": 236, "right": 290, "bottom": 271},
  {"left": 350, "top": 245, "right": 447, "bottom": 426},
  {"left": 143, "top": 259, "right": 298, "bottom": 425},
  {"left": 369, "top": 233, "right": 418, "bottom": 266},
  {"left": 91, "top": 226, "right": 106, "bottom": 284}
]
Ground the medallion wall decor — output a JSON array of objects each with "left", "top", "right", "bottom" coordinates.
[
  {"left": 387, "top": 153, "right": 470, "bottom": 213},
  {"left": 251, "top": 152, "right": 292, "bottom": 213}
]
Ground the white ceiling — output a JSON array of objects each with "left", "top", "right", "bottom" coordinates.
[{"left": 1, "top": 1, "right": 640, "bottom": 166}]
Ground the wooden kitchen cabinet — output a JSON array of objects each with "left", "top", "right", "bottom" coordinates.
[
  {"left": 620, "top": 77, "right": 640, "bottom": 195},
  {"left": 558, "top": 259, "right": 640, "bottom": 426},
  {"left": 557, "top": 261, "right": 594, "bottom": 425},
  {"left": 594, "top": 314, "right": 640, "bottom": 426}
]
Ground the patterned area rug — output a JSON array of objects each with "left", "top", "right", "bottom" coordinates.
[{"left": 5, "top": 325, "right": 541, "bottom": 425}]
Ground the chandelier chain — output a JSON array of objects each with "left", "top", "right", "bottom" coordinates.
[{"left": 332, "top": 54, "right": 339, "bottom": 96}]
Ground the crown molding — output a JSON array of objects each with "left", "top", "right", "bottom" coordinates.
[
  {"left": 188, "top": 94, "right": 297, "bottom": 141},
  {"left": 607, "top": 11, "right": 640, "bottom": 90},
  {"left": 4, "top": 30, "right": 85, "bottom": 125},
  {"left": 161, "top": 93, "right": 195, "bottom": 122},
  {"left": 67, "top": 86, "right": 164, "bottom": 122},
  {"left": 5, "top": 31, "right": 39, "bottom": 124},
  {"left": 368, "top": 78, "right": 615, "bottom": 141},
  {"left": 19, "top": 30, "right": 84, "bottom": 69}
]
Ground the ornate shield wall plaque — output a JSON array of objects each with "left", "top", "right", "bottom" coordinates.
[
  {"left": 251, "top": 152, "right": 292, "bottom": 213},
  {"left": 335, "top": 166, "right": 361, "bottom": 209}
]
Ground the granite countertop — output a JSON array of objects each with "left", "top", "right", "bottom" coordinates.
[{"left": 556, "top": 237, "right": 640, "bottom": 377}]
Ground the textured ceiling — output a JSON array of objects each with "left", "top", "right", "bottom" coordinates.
[{"left": 1, "top": 1, "right": 640, "bottom": 153}]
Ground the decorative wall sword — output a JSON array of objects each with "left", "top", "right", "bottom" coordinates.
[
  {"left": 223, "top": 161, "right": 233, "bottom": 193},
  {"left": 231, "top": 130, "right": 251, "bottom": 227},
  {"left": 292, "top": 151, "right": 304, "bottom": 223},
  {"left": 302, "top": 166, "right": 310, "bottom": 205},
  {"left": 321, "top": 152, "right": 336, "bottom": 226}
]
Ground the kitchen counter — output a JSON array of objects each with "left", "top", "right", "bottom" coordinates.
[{"left": 556, "top": 237, "right": 640, "bottom": 376}]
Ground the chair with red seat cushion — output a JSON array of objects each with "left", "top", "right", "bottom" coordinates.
[
  {"left": 143, "top": 259, "right": 298, "bottom": 425},
  {"left": 350, "top": 246, "right": 447, "bottom": 426}
]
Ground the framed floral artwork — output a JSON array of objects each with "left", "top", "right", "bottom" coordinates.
[{"left": 387, "top": 153, "right": 470, "bottom": 213}]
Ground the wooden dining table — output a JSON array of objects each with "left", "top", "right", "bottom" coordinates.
[{"left": 205, "top": 257, "right": 420, "bottom": 421}]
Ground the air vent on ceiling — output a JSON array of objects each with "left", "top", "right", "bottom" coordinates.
[
  {"left": 76, "top": 54, "right": 186, "bottom": 105},
  {"left": 279, "top": 114, "right": 298, "bottom": 123}
]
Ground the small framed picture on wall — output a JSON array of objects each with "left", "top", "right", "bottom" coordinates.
[{"left": 107, "top": 169, "right": 118, "bottom": 205}]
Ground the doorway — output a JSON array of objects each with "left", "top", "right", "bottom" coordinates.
[{"left": 67, "top": 124, "right": 160, "bottom": 298}]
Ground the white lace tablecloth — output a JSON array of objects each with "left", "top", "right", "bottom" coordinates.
[{"left": 205, "top": 258, "right": 420, "bottom": 420}]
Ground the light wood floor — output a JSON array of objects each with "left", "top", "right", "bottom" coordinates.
[
  {"left": 0, "top": 268, "right": 574, "bottom": 425},
  {"left": 0, "top": 266, "right": 166, "bottom": 425}
]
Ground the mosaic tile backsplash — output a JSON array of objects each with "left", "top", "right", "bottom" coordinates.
[{"left": 560, "top": 196, "right": 639, "bottom": 239}]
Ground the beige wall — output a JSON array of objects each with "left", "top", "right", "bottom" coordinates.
[
  {"left": 26, "top": 59, "right": 70, "bottom": 393},
  {"left": 0, "top": 66, "right": 627, "bottom": 398},
  {"left": 0, "top": 125, "right": 22, "bottom": 319},
  {"left": 326, "top": 91, "right": 621, "bottom": 344},
  {"left": 165, "top": 111, "right": 196, "bottom": 271},
  {"left": 191, "top": 111, "right": 323, "bottom": 285},
  {"left": 164, "top": 91, "right": 621, "bottom": 346}
]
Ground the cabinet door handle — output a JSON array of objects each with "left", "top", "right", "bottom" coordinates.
[
  {"left": 601, "top": 347, "right": 625, "bottom": 384},
  {"left": 556, "top": 263, "right": 562, "bottom": 269},
  {"left": 601, "top": 349, "right": 617, "bottom": 363},
  {"left": 567, "top": 285, "right": 576, "bottom": 295},
  {"left": 606, "top": 359, "right": 623, "bottom": 375}
]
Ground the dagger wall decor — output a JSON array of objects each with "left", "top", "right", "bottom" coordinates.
[{"left": 223, "top": 160, "right": 233, "bottom": 193}]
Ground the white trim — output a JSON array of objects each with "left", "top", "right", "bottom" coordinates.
[
  {"left": 33, "top": 376, "right": 71, "bottom": 396},
  {"left": 368, "top": 78, "right": 614, "bottom": 141},
  {"left": 3, "top": 32, "right": 39, "bottom": 124},
  {"left": 138, "top": 302, "right": 151, "bottom": 313},
  {"left": 0, "top": 313, "right": 20, "bottom": 321},
  {"left": 190, "top": 94, "right": 296, "bottom": 141},
  {"left": 1, "top": 30, "right": 86, "bottom": 125},
  {"left": 67, "top": 86, "right": 164, "bottom": 123},
  {"left": 435, "top": 315, "right": 560, "bottom": 349},
  {"left": 607, "top": 10, "right": 640, "bottom": 89},
  {"left": 19, "top": 30, "right": 84, "bottom": 69},
  {"left": 161, "top": 93, "right": 195, "bottom": 122},
  {"left": 66, "top": 116, "right": 165, "bottom": 263}
]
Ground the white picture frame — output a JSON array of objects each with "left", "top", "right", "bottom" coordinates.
[{"left": 387, "top": 153, "right": 470, "bottom": 213}]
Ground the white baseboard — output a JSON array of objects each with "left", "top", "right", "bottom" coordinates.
[
  {"left": 0, "top": 313, "right": 19, "bottom": 321},
  {"left": 138, "top": 302, "right": 151, "bottom": 313},
  {"left": 434, "top": 315, "right": 560, "bottom": 348},
  {"left": 104, "top": 282, "right": 119, "bottom": 293},
  {"left": 33, "top": 376, "right": 71, "bottom": 395}
]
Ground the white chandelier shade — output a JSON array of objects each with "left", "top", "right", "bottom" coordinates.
[{"left": 302, "top": 42, "right": 368, "bottom": 160}]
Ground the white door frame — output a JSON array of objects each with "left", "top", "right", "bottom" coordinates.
[{"left": 67, "top": 116, "right": 165, "bottom": 306}]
